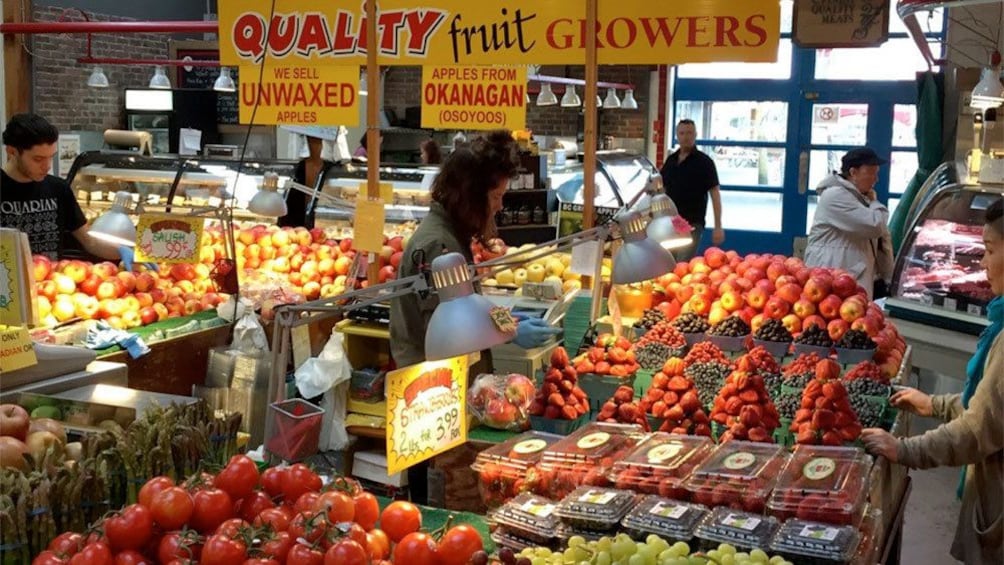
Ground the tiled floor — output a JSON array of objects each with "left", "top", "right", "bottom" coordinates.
[{"left": 901, "top": 465, "right": 964, "bottom": 564}]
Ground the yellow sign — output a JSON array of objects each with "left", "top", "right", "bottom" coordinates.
[
  {"left": 358, "top": 182, "right": 395, "bottom": 205},
  {"left": 385, "top": 356, "right": 468, "bottom": 475},
  {"left": 238, "top": 65, "right": 360, "bottom": 126},
  {"left": 219, "top": 0, "right": 780, "bottom": 66},
  {"left": 135, "top": 213, "right": 206, "bottom": 265},
  {"left": 352, "top": 198, "right": 386, "bottom": 254},
  {"left": 422, "top": 66, "right": 526, "bottom": 130},
  {"left": 0, "top": 325, "right": 37, "bottom": 372},
  {"left": 0, "top": 229, "right": 38, "bottom": 327}
]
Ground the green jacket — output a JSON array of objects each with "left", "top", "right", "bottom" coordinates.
[{"left": 389, "top": 202, "right": 492, "bottom": 372}]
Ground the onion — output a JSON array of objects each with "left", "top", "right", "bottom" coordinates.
[{"left": 0, "top": 436, "right": 28, "bottom": 471}]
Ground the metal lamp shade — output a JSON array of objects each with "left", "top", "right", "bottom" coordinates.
[
  {"left": 536, "top": 83, "right": 558, "bottom": 106},
  {"left": 612, "top": 210, "right": 675, "bottom": 284},
  {"left": 249, "top": 188, "right": 288, "bottom": 217},
  {"left": 561, "top": 86, "right": 582, "bottom": 107},
  {"left": 621, "top": 89, "right": 639, "bottom": 110},
  {"left": 646, "top": 194, "right": 690, "bottom": 249},
  {"left": 603, "top": 88, "right": 621, "bottom": 109},
  {"left": 90, "top": 192, "right": 136, "bottom": 247},
  {"left": 87, "top": 66, "right": 109, "bottom": 88},
  {"left": 213, "top": 68, "right": 236, "bottom": 92},
  {"left": 149, "top": 65, "right": 171, "bottom": 89}
]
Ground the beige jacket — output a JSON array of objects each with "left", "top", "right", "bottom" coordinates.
[{"left": 898, "top": 332, "right": 1004, "bottom": 565}]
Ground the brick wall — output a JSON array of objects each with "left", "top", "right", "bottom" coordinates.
[
  {"left": 31, "top": 5, "right": 171, "bottom": 132},
  {"left": 383, "top": 65, "right": 652, "bottom": 139}
]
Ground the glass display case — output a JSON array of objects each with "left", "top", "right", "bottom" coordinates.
[
  {"left": 886, "top": 166, "right": 1001, "bottom": 335},
  {"left": 313, "top": 163, "right": 437, "bottom": 225}
]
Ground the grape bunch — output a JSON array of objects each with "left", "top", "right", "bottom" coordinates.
[
  {"left": 844, "top": 360, "right": 890, "bottom": 386},
  {"left": 516, "top": 534, "right": 795, "bottom": 565},
  {"left": 754, "top": 319, "right": 793, "bottom": 343},
  {"left": 637, "top": 308, "right": 667, "bottom": 331},
  {"left": 635, "top": 342, "right": 677, "bottom": 370},
  {"left": 709, "top": 315, "right": 751, "bottom": 337},
  {"left": 795, "top": 325, "right": 833, "bottom": 347},
  {"left": 774, "top": 390, "right": 802, "bottom": 419},
  {"left": 853, "top": 398, "right": 885, "bottom": 428},
  {"left": 837, "top": 329, "right": 876, "bottom": 350},
  {"left": 497, "top": 547, "right": 530, "bottom": 565},
  {"left": 673, "top": 313, "right": 710, "bottom": 334},
  {"left": 686, "top": 361, "right": 733, "bottom": 406}
]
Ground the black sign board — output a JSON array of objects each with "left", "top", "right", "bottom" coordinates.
[{"left": 175, "top": 50, "right": 239, "bottom": 125}]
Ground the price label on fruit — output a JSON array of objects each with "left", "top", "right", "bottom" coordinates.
[
  {"left": 134, "top": 213, "right": 205, "bottom": 264},
  {"left": 385, "top": 355, "right": 468, "bottom": 475}
]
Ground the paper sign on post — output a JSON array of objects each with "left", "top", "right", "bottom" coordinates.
[
  {"left": 135, "top": 214, "right": 205, "bottom": 264},
  {"left": 0, "top": 325, "right": 36, "bottom": 372},
  {"left": 570, "top": 240, "right": 602, "bottom": 276},
  {"left": 385, "top": 355, "right": 468, "bottom": 475},
  {"left": 352, "top": 198, "right": 386, "bottom": 254},
  {"left": 360, "top": 182, "right": 395, "bottom": 206},
  {"left": 421, "top": 66, "right": 527, "bottom": 131}
]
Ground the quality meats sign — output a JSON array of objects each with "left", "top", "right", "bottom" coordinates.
[{"left": 219, "top": 0, "right": 781, "bottom": 66}]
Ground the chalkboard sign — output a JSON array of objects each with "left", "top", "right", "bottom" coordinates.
[{"left": 176, "top": 50, "right": 239, "bottom": 125}]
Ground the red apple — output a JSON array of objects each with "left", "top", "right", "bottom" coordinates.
[
  {"left": 378, "top": 265, "right": 397, "bottom": 284},
  {"left": 318, "top": 258, "right": 336, "bottom": 277},
  {"left": 0, "top": 404, "right": 30, "bottom": 441},
  {"left": 52, "top": 273, "right": 76, "bottom": 295},
  {"left": 388, "top": 236, "right": 405, "bottom": 253},
  {"left": 766, "top": 262, "right": 788, "bottom": 282},
  {"left": 334, "top": 256, "right": 352, "bottom": 276},
  {"left": 851, "top": 317, "right": 880, "bottom": 337},
  {"left": 746, "top": 287, "right": 769, "bottom": 310},
  {"left": 776, "top": 283, "right": 803, "bottom": 304},
  {"left": 390, "top": 251, "right": 403, "bottom": 269},
  {"left": 704, "top": 247, "right": 727, "bottom": 269},
  {"left": 764, "top": 296, "right": 791, "bottom": 320},
  {"left": 738, "top": 306, "right": 757, "bottom": 326},
  {"left": 802, "top": 315, "right": 827, "bottom": 332},
  {"left": 832, "top": 274, "right": 858, "bottom": 298},
  {"left": 839, "top": 298, "right": 865, "bottom": 323},
  {"left": 828, "top": 319, "right": 850, "bottom": 342},
  {"left": 686, "top": 295, "right": 712, "bottom": 316},
  {"left": 32, "top": 255, "right": 52, "bottom": 283},
  {"left": 309, "top": 227, "right": 326, "bottom": 243},
  {"left": 139, "top": 306, "right": 158, "bottom": 326},
  {"left": 794, "top": 267, "right": 812, "bottom": 286},
  {"left": 302, "top": 281, "right": 322, "bottom": 300},
  {"left": 135, "top": 272, "right": 157, "bottom": 292},
  {"left": 792, "top": 298, "right": 817, "bottom": 319},
  {"left": 61, "top": 260, "right": 90, "bottom": 284},
  {"left": 803, "top": 276, "right": 833, "bottom": 303},
  {"left": 169, "top": 263, "right": 197, "bottom": 282},
  {"left": 708, "top": 305, "right": 729, "bottom": 327},
  {"left": 152, "top": 303, "right": 169, "bottom": 321},
  {"left": 818, "top": 294, "right": 843, "bottom": 320},
  {"left": 781, "top": 314, "right": 802, "bottom": 335},
  {"left": 78, "top": 274, "right": 102, "bottom": 296},
  {"left": 754, "top": 278, "right": 775, "bottom": 295},
  {"left": 784, "top": 256, "right": 804, "bottom": 273},
  {"left": 750, "top": 313, "right": 767, "bottom": 334},
  {"left": 96, "top": 281, "right": 119, "bottom": 300},
  {"left": 719, "top": 291, "right": 743, "bottom": 313},
  {"left": 37, "top": 280, "right": 57, "bottom": 301},
  {"left": 116, "top": 271, "right": 137, "bottom": 293}
]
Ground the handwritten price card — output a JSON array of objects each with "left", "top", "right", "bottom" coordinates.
[
  {"left": 385, "top": 355, "right": 468, "bottom": 475},
  {"left": 135, "top": 214, "right": 205, "bottom": 264},
  {"left": 0, "top": 325, "right": 37, "bottom": 372}
]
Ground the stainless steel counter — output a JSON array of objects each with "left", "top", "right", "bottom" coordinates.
[{"left": 0, "top": 360, "right": 128, "bottom": 402}]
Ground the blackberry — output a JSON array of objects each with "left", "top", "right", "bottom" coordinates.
[
  {"left": 709, "top": 315, "right": 751, "bottom": 338},
  {"left": 637, "top": 308, "right": 667, "bottom": 331},
  {"left": 795, "top": 325, "right": 833, "bottom": 347},
  {"left": 784, "top": 373, "right": 813, "bottom": 390},
  {"left": 775, "top": 390, "right": 802, "bottom": 420},
  {"left": 851, "top": 398, "right": 884, "bottom": 428},
  {"left": 635, "top": 342, "right": 677, "bottom": 370},
  {"left": 846, "top": 379, "right": 890, "bottom": 398},
  {"left": 686, "top": 361, "right": 732, "bottom": 406},
  {"left": 755, "top": 319, "right": 793, "bottom": 343},
  {"left": 761, "top": 371, "right": 784, "bottom": 394},
  {"left": 837, "top": 329, "right": 876, "bottom": 350},
  {"left": 673, "top": 313, "right": 710, "bottom": 334}
]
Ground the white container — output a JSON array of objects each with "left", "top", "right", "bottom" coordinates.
[{"left": 353, "top": 450, "right": 409, "bottom": 487}]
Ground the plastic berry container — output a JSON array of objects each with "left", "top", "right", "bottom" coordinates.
[
  {"left": 621, "top": 495, "right": 709, "bottom": 543},
  {"left": 553, "top": 486, "right": 638, "bottom": 530},
  {"left": 752, "top": 338, "right": 791, "bottom": 359},
  {"left": 766, "top": 445, "right": 871, "bottom": 527},
  {"left": 471, "top": 430, "right": 564, "bottom": 509},
  {"left": 536, "top": 422, "right": 645, "bottom": 500},
  {"left": 694, "top": 507, "right": 781, "bottom": 552},
  {"left": 835, "top": 346, "right": 876, "bottom": 365},
  {"left": 609, "top": 433, "right": 714, "bottom": 498},
  {"left": 769, "top": 519, "right": 862, "bottom": 564},
  {"left": 683, "top": 440, "right": 788, "bottom": 513},
  {"left": 707, "top": 333, "right": 750, "bottom": 353},
  {"left": 557, "top": 522, "right": 620, "bottom": 544},
  {"left": 490, "top": 492, "right": 562, "bottom": 544},
  {"left": 490, "top": 528, "right": 558, "bottom": 553}
]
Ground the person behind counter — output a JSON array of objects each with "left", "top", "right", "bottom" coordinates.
[
  {"left": 0, "top": 113, "right": 142, "bottom": 268},
  {"left": 352, "top": 131, "right": 382, "bottom": 160},
  {"left": 861, "top": 196, "right": 1003, "bottom": 565},
  {"left": 420, "top": 139, "right": 442, "bottom": 165},
  {"left": 277, "top": 135, "right": 335, "bottom": 229}
]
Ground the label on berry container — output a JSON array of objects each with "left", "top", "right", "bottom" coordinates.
[
  {"left": 943, "top": 297, "right": 958, "bottom": 311},
  {"left": 723, "top": 451, "right": 757, "bottom": 471},
  {"left": 721, "top": 513, "right": 761, "bottom": 531},
  {"left": 967, "top": 303, "right": 983, "bottom": 315},
  {"left": 576, "top": 432, "right": 611, "bottom": 450},
  {"left": 577, "top": 489, "right": 618, "bottom": 505},
  {"left": 803, "top": 457, "right": 837, "bottom": 481},
  {"left": 647, "top": 442, "right": 684, "bottom": 463},
  {"left": 520, "top": 499, "right": 555, "bottom": 518},
  {"left": 513, "top": 439, "right": 548, "bottom": 455},
  {"left": 649, "top": 501, "right": 689, "bottom": 520},
  {"left": 798, "top": 524, "right": 841, "bottom": 542}
]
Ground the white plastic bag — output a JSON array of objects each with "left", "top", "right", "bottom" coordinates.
[
  {"left": 294, "top": 331, "right": 352, "bottom": 451},
  {"left": 233, "top": 310, "right": 268, "bottom": 355}
]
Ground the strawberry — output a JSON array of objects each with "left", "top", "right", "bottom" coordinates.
[
  {"left": 739, "top": 390, "right": 760, "bottom": 403},
  {"left": 573, "top": 387, "right": 587, "bottom": 400},
  {"left": 547, "top": 393, "right": 565, "bottom": 407},
  {"left": 544, "top": 405, "right": 561, "bottom": 419},
  {"left": 795, "top": 428, "right": 817, "bottom": 444},
  {"left": 560, "top": 379, "right": 574, "bottom": 393},
  {"left": 595, "top": 361, "right": 611, "bottom": 375},
  {"left": 822, "top": 381, "right": 846, "bottom": 400},
  {"left": 608, "top": 347, "right": 628, "bottom": 364},
  {"left": 821, "top": 431, "right": 843, "bottom": 446},
  {"left": 665, "top": 405, "right": 685, "bottom": 422},
  {"left": 747, "top": 426, "right": 770, "bottom": 442},
  {"left": 812, "top": 409, "right": 835, "bottom": 430},
  {"left": 550, "top": 347, "right": 570, "bottom": 368},
  {"left": 680, "top": 391, "right": 702, "bottom": 413},
  {"left": 543, "top": 382, "right": 559, "bottom": 396},
  {"left": 663, "top": 391, "right": 679, "bottom": 406},
  {"left": 739, "top": 405, "right": 762, "bottom": 428},
  {"left": 617, "top": 403, "right": 637, "bottom": 421},
  {"left": 725, "top": 397, "right": 744, "bottom": 416},
  {"left": 562, "top": 366, "right": 578, "bottom": 382},
  {"left": 561, "top": 405, "right": 578, "bottom": 420},
  {"left": 575, "top": 360, "right": 595, "bottom": 374},
  {"left": 668, "top": 376, "right": 691, "bottom": 392},
  {"left": 651, "top": 373, "right": 670, "bottom": 390},
  {"left": 651, "top": 401, "right": 667, "bottom": 418}
]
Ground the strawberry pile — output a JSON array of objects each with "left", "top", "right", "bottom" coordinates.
[
  {"left": 634, "top": 320, "right": 687, "bottom": 350},
  {"left": 528, "top": 347, "right": 590, "bottom": 420},
  {"left": 741, "top": 346, "right": 784, "bottom": 394},
  {"left": 781, "top": 352, "right": 824, "bottom": 390},
  {"left": 684, "top": 341, "right": 730, "bottom": 365},
  {"left": 710, "top": 369, "right": 781, "bottom": 443},
  {"left": 572, "top": 334, "right": 640, "bottom": 377},
  {"left": 638, "top": 361, "right": 712, "bottom": 437},
  {"left": 597, "top": 385, "right": 650, "bottom": 431},
  {"left": 791, "top": 360, "right": 862, "bottom": 445}
]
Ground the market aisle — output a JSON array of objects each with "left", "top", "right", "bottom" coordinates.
[{"left": 901, "top": 453, "right": 963, "bottom": 563}]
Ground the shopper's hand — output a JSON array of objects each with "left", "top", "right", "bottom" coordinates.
[
  {"left": 118, "top": 245, "right": 158, "bottom": 272},
  {"left": 712, "top": 228, "right": 725, "bottom": 246},
  {"left": 864, "top": 189, "right": 878, "bottom": 202},
  {"left": 512, "top": 316, "right": 561, "bottom": 349},
  {"left": 890, "top": 387, "right": 933, "bottom": 417},
  {"left": 860, "top": 429, "right": 900, "bottom": 462}
]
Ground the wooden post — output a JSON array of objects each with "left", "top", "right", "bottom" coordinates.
[
  {"left": 3, "top": 0, "right": 31, "bottom": 120},
  {"left": 582, "top": 0, "right": 598, "bottom": 229},
  {"left": 365, "top": 0, "right": 381, "bottom": 284}
]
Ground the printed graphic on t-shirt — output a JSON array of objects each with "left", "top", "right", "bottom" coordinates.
[{"left": 0, "top": 197, "right": 61, "bottom": 258}]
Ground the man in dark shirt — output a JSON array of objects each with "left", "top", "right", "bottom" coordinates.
[
  {"left": 660, "top": 119, "right": 724, "bottom": 261},
  {"left": 1, "top": 113, "right": 122, "bottom": 261}
]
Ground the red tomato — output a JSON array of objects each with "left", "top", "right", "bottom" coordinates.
[
  {"left": 323, "top": 522, "right": 366, "bottom": 550},
  {"left": 112, "top": 550, "right": 151, "bottom": 565},
  {"left": 254, "top": 507, "right": 291, "bottom": 532},
  {"left": 313, "top": 491, "right": 354, "bottom": 524},
  {"left": 281, "top": 464, "right": 322, "bottom": 502},
  {"left": 150, "top": 487, "right": 194, "bottom": 530},
  {"left": 259, "top": 530, "right": 293, "bottom": 562},
  {"left": 48, "top": 532, "right": 83, "bottom": 556},
  {"left": 365, "top": 530, "right": 390, "bottom": 561},
  {"left": 31, "top": 551, "right": 66, "bottom": 565},
  {"left": 215, "top": 518, "right": 250, "bottom": 538},
  {"left": 157, "top": 532, "right": 202, "bottom": 564},
  {"left": 437, "top": 525, "right": 484, "bottom": 565},
  {"left": 352, "top": 492, "right": 379, "bottom": 531},
  {"left": 242, "top": 560, "right": 279, "bottom": 565},
  {"left": 237, "top": 490, "right": 274, "bottom": 522},
  {"left": 288, "top": 512, "right": 328, "bottom": 544},
  {"left": 201, "top": 534, "right": 247, "bottom": 565},
  {"left": 392, "top": 532, "right": 438, "bottom": 565},
  {"left": 286, "top": 543, "right": 325, "bottom": 565},
  {"left": 294, "top": 492, "right": 321, "bottom": 514},
  {"left": 215, "top": 455, "right": 260, "bottom": 500},
  {"left": 259, "top": 467, "right": 287, "bottom": 499},
  {"left": 190, "top": 487, "right": 234, "bottom": 534},
  {"left": 104, "top": 504, "right": 154, "bottom": 552},
  {"left": 324, "top": 540, "right": 368, "bottom": 565},
  {"left": 137, "top": 476, "right": 174, "bottom": 508},
  {"left": 68, "top": 542, "right": 113, "bottom": 565},
  {"left": 380, "top": 501, "right": 422, "bottom": 543}
]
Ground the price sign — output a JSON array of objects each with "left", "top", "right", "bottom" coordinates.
[
  {"left": 385, "top": 355, "right": 468, "bottom": 475},
  {"left": 135, "top": 214, "right": 205, "bottom": 264},
  {"left": 0, "top": 325, "right": 36, "bottom": 372}
]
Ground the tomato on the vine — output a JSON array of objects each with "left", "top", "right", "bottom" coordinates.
[
  {"left": 286, "top": 543, "right": 325, "bottom": 565},
  {"left": 313, "top": 491, "right": 354, "bottom": 524},
  {"left": 322, "top": 521, "right": 366, "bottom": 550},
  {"left": 112, "top": 550, "right": 151, "bottom": 565},
  {"left": 365, "top": 530, "right": 390, "bottom": 561},
  {"left": 150, "top": 487, "right": 194, "bottom": 530},
  {"left": 201, "top": 534, "right": 247, "bottom": 565},
  {"left": 242, "top": 559, "right": 279, "bottom": 565},
  {"left": 352, "top": 492, "right": 379, "bottom": 531},
  {"left": 259, "top": 530, "right": 293, "bottom": 561},
  {"left": 31, "top": 551, "right": 66, "bottom": 565},
  {"left": 437, "top": 524, "right": 484, "bottom": 565},
  {"left": 104, "top": 504, "right": 153, "bottom": 552},
  {"left": 47, "top": 532, "right": 83, "bottom": 556},
  {"left": 157, "top": 531, "right": 202, "bottom": 564},
  {"left": 236, "top": 490, "right": 274, "bottom": 522},
  {"left": 282, "top": 464, "right": 322, "bottom": 502},
  {"left": 215, "top": 455, "right": 260, "bottom": 500},
  {"left": 215, "top": 518, "right": 250, "bottom": 538},
  {"left": 138, "top": 476, "right": 174, "bottom": 508},
  {"left": 288, "top": 512, "right": 328, "bottom": 544},
  {"left": 293, "top": 492, "right": 321, "bottom": 514},
  {"left": 380, "top": 500, "right": 422, "bottom": 542},
  {"left": 67, "top": 542, "right": 113, "bottom": 565},
  {"left": 259, "top": 467, "right": 287, "bottom": 499},
  {"left": 324, "top": 540, "right": 368, "bottom": 565},
  {"left": 190, "top": 487, "right": 234, "bottom": 534},
  {"left": 392, "top": 532, "right": 438, "bottom": 565},
  {"left": 253, "top": 507, "right": 291, "bottom": 532}
]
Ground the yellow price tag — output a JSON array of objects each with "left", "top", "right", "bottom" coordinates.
[
  {"left": 0, "top": 325, "right": 36, "bottom": 372},
  {"left": 352, "top": 198, "right": 386, "bottom": 254}
]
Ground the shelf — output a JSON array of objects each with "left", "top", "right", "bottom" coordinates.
[{"left": 497, "top": 224, "right": 555, "bottom": 230}]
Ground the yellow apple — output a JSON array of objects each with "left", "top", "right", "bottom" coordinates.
[
  {"left": 560, "top": 253, "right": 572, "bottom": 267},
  {"left": 526, "top": 264, "right": 546, "bottom": 283},
  {"left": 563, "top": 279, "right": 583, "bottom": 293},
  {"left": 514, "top": 268, "right": 528, "bottom": 288},
  {"left": 545, "top": 259, "right": 565, "bottom": 278},
  {"left": 482, "top": 278, "right": 498, "bottom": 287},
  {"left": 563, "top": 271, "right": 582, "bottom": 282},
  {"left": 495, "top": 269, "right": 515, "bottom": 286}
]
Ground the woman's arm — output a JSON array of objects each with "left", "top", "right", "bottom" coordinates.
[{"left": 819, "top": 188, "right": 890, "bottom": 239}]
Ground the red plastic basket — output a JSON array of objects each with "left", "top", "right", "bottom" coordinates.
[{"left": 266, "top": 399, "right": 324, "bottom": 462}]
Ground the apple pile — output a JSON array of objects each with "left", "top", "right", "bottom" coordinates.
[
  {"left": 528, "top": 347, "right": 590, "bottom": 420},
  {"left": 571, "top": 334, "right": 640, "bottom": 378},
  {"left": 710, "top": 368, "right": 781, "bottom": 444},
  {"left": 483, "top": 245, "right": 607, "bottom": 296},
  {"left": 0, "top": 404, "right": 81, "bottom": 472},
  {"left": 596, "top": 386, "right": 650, "bottom": 431},
  {"left": 791, "top": 360, "right": 863, "bottom": 446}
]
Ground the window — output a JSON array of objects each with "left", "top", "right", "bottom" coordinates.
[
  {"left": 676, "top": 101, "right": 789, "bottom": 142},
  {"left": 889, "top": 151, "right": 918, "bottom": 194},
  {"left": 677, "top": 40, "right": 794, "bottom": 80},
  {"left": 700, "top": 145, "right": 786, "bottom": 188},
  {"left": 707, "top": 191, "right": 783, "bottom": 232},
  {"left": 892, "top": 104, "right": 918, "bottom": 147},
  {"left": 811, "top": 103, "right": 869, "bottom": 145},
  {"left": 814, "top": 39, "right": 932, "bottom": 81}
]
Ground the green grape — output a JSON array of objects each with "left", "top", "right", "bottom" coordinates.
[
  {"left": 670, "top": 542, "right": 691, "bottom": 557},
  {"left": 734, "top": 553, "right": 750, "bottom": 562},
  {"left": 595, "top": 551, "right": 613, "bottom": 565},
  {"left": 596, "top": 538, "right": 613, "bottom": 552},
  {"left": 707, "top": 550, "right": 721, "bottom": 561},
  {"left": 749, "top": 549, "right": 768, "bottom": 564},
  {"left": 568, "top": 536, "right": 587, "bottom": 548},
  {"left": 531, "top": 558, "right": 546, "bottom": 565},
  {"left": 718, "top": 544, "right": 736, "bottom": 556},
  {"left": 521, "top": 548, "right": 535, "bottom": 557},
  {"left": 768, "top": 557, "right": 784, "bottom": 565},
  {"left": 629, "top": 555, "right": 646, "bottom": 565}
]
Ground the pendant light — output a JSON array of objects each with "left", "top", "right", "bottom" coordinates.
[
  {"left": 647, "top": 194, "right": 692, "bottom": 250},
  {"left": 87, "top": 66, "right": 109, "bottom": 88},
  {"left": 213, "top": 68, "right": 235, "bottom": 92},
  {"left": 603, "top": 88, "right": 622, "bottom": 109},
  {"left": 972, "top": 67, "right": 1004, "bottom": 110},
  {"left": 621, "top": 89, "right": 639, "bottom": 110},
  {"left": 249, "top": 172, "right": 288, "bottom": 217},
  {"left": 148, "top": 65, "right": 171, "bottom": 89},
  {"left": 90, "top": 192, "right": 137, "bottom": 247},
  {"left": 561, "top": 85, "right": 581, "bottom": 107},
  {"left": 536, "top": 83, "right": 558, "bottom": 106}
]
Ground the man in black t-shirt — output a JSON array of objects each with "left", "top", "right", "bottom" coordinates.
[
  {"left": 660, "top": 119, "right": 725, "bottom": 261},
  {"left": 1, "top": 114, "right": 123, "bottom": 262}
]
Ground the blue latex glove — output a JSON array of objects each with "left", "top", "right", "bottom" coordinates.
[
  {"left": 512, "top": 316, "right": 561, "bottom": 349},
  {"left": 84, "top": 322, "right": 150, "bottom": 359},
  {"left": 118, "top": 245, "right": 158, "bottom": 272}
]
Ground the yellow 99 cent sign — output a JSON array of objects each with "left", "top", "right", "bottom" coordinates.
[{"left": 421, "top": 66, "right": 527, "bottom": 130}]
